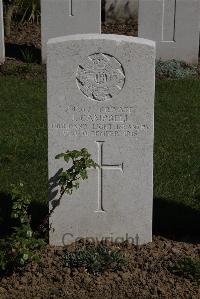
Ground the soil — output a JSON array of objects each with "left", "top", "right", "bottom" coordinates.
[
  {"left": 102, "top": 23, "right": 138, "bottom": 36},
  {"left": 0, "top": 236, "right": 200, "bottom": 299},
  {"left": 5, "top": 22, "right": 41, "bottom": 49},
  {"left": 5, "top": 22, "right": 137, "bottom": 49},
  {"left": 4, "top": 22, "right": 137, "bottom": 63}
]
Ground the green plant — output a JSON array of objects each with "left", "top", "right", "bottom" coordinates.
[
  {"left": 156, "top": 60, "right": 197, "bottom": 79},
  {"left": 3, "top": 0, "right": 40, "bottom": 37},
  {"left": 18, "top": 0, "right": 40, "bottom": 24},
  {"left": 55, "top": 148, "right": 98, "bottom": 198},
  {"left": 38, "top": 148, "right": 98, "bottom": 231},
  {"left": 170, "top": 257, "right": 200, "bottom": 282},
  {"left": 20, "top": 49, "right": 34, "bottom": 64},
  {"left": 64, "top": 243, "right": 128, "bottom": 274},
  {"left": 0, "top": 183, "right": 45, "bottom": 273}
]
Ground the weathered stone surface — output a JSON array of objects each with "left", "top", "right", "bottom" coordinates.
[
  {"left": 41, "top": 0, "right": 101, "bottom": 63},
  {"left": 0, "top": 0, "right": 5, "bottom": 64},
  {"left": 138, "top": 0, "right": 200, "bottom": 64},
  {"left": 47, "top": 34, "right": 155, "bottom": 246}
]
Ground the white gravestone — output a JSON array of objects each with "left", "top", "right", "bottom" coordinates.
[
  {"left": 41, "top": 0, "right": 101, "bottom": 63},
  {"left": 0, "top": 0, "right": 5, "bottom": 64},
  {"left": 138, "top": 0, "right": 200, "bottom": 64},
  {"left": 47, "top": 34, "right": 155, "bottom": 246}
]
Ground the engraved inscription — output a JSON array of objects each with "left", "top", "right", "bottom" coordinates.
[
  {"left": 51, "top": 105, "right": 150, "bottom": 138},
  {"left": 96, "top": 141, "right": 124, "bottom": 212},
  {"left": 162, "top": 0, "right": 176, "bottom": 42},
  {"left": 76, "top": 53, "right": 125, "bottom": 102},
  {"left": 69, "top": 0, "right": 74, "bottom": 16}
]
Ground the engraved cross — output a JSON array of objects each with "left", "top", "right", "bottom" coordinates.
[
  {"left": 161, "top": 0, "right": 176, "bottom": 42},
  {"left": 69, "top": 0, "right": 74, "bottom": 16},
  {"left": 96, "top": 141, "right": 124, "bottom": 213}
]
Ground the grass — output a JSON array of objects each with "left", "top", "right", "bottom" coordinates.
[
  {"left": 154, "top": 80, "right": 200, "bottom": 237},
  {"left": 170, "top": 257, "right": 200, "bottom": 282},
  {"left": 0, "top": 76, "right": 199, "bottom": 237},
  {"left": 0, "top": 77, "right": 47, "bottom": 204},
  {"left": 154, "top": 80, "right": 200, "bottom": 209}
]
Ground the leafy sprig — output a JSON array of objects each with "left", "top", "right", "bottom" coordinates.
[{"left": 55, "top": 148, "right": 98, "bottom": 198}]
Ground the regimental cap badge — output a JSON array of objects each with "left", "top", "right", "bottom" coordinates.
[{"left": 76, "top": 53, "right": 125, "bottom": 102}]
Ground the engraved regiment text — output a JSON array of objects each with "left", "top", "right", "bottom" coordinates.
[{"left": 51, "top": 105, "right": 149, "bottom": 138}]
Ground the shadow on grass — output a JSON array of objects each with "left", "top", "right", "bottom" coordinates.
[
  {"left": 1, "top": 192, "right": 199, "bottom": 243},
  {"left": 153, "top": 197, "right": 200, "bottom": 243},
  {"left": 0, "top": 192, "right": 48, "bottom": 238},
  {"left": 0, "top": 192, "right": 12, "bottom": 237},
  {"left": 28, "top": 201, "right": 48, "bottom": 231},
  {"left": 5, "top": 43, "right": 41, "bottom": 63}
]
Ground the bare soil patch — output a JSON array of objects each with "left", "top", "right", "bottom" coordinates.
[
  {"left": 4, "top": 22, "right": 137, "bottom": 63},
  {"left": 0, "top": 236, "right": 199, "bottom": 299}
]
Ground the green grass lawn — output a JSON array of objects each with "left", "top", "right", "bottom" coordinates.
[
  {"left": 155, "top": 80, "right": 200, "bottom": 209},
  {"left": 154, "top": 80, "right": 200, "bottom": 237},
  {"left": 0, "top": 77, "right": 199, "bottom": 238},
  {"left": 0, "top": 78, "right": 47, "bottom": 205}
]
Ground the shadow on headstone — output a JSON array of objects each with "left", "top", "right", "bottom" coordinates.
[
  {"left": 5, "top": 43, "right": 41, "bottom": 63},
  {"left": 153, "top": 197, "right": 200, "bottom": 244},
  {"left": 48, "top": 168, "right": 63, "bottom": 209}
]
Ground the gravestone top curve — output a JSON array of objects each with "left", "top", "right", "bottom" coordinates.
[{"left": 47, "top": 33, "right": 155, "bottom": 47}]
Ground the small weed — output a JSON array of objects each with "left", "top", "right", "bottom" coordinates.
[
  {"left": 156, "top": 60, "right": 197, "bottom": 79},
  {"left": 170, "top": 257, "right": 200, "bottom": 283},
  {"left": 55, "top": 148, "right": 98, "bottom": 197},
  {"left": 64, "top": 243, "right": 128, "bottom": 274},
  {"left": 39, "top": 148, "right": 98, "bottom": 231},
  {"left": 0, "top": 183, "right": 45, "bottom": 274},
  {"left": 20, "top": 48, "right": 35, "bottom": 64}
]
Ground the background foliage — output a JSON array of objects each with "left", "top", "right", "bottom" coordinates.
[{"left": 3, "top": 0, "right": 40, "bottom": 36}]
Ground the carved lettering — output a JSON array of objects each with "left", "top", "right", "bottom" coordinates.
[{"left": 51, "top": 105, "right": 150, "bottom": 138}]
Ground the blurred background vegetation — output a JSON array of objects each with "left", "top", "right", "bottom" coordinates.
[
  {"left": 3, "top": 0, "right": 139, "bottom": 37},
  {"left": 3, "top": 0, "right": 40, "bottom": 37}
]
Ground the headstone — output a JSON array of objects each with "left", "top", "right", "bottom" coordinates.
[
  {"left": 47, "top": 34, "right": 155, "bottom": 246},
  {"left": 138, "top": 0, "right": 200, "bottom": 64},
  {"left": 0, "top": 0, "right": 5, "bottom": 64},
  {"left": 41, "top": 0, "right": 101, "bottom": 63}
]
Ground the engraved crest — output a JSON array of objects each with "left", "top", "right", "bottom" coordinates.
[{"left": 76, "top": 53, "right": 125, "bottom": 101}]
